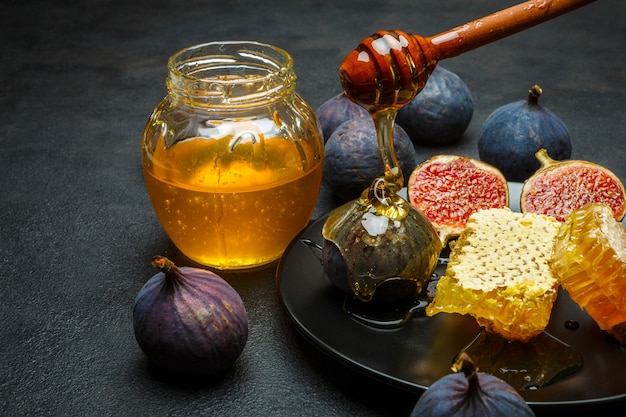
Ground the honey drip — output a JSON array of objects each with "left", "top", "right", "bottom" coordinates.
[
  {"left": 461, "top": 330, "right": 583, "bottom": 391},
  {"left": 367, "top": 109, "right": 411, "bottom": 221}
]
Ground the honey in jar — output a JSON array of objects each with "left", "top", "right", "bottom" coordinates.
[{"left": 142, "top": 42, "right": 324, "bottom": 269}]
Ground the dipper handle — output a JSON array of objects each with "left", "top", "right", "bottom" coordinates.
[{"left": 340, "top": 0, "right": 596, "bottom": 110}]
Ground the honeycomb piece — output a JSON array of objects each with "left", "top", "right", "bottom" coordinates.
[
  {"left": 550, "top": 203, "right": 626, "bottom": 343},
  {"left": 426, "top": 208, "right": 560, "bottom": 342}
]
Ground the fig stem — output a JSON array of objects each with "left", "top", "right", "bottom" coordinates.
[
  {"left": 528, "top": 84, "right": 542, "bottom": 104},
  {"left": 151, "top": 256, "right": 185, "bottom": 290},
  {"left": 534, "top": 148, "right": 556, "bottom": 167},
  {"left": 151, "top": 255, "right": 175, "bottom": 271},
  {"left": 452, "top": 351, "right": 481, "bottom": 389}
]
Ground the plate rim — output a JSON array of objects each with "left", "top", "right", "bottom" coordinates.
[{"left": 276, "top": 202, "right": 626, "bottom": 408}]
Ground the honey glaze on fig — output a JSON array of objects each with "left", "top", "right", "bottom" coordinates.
[
  {"left": 342, "top": 263, "right": 444, "bottom": 329},
  {"left": 321, "top": 178, "right": 442, "bottom": 303},
  {"left": 309, "top": 231, "right": 447, "bottom": 328},
  {"left": 305, "top": 236, "right": 441, "bottom": 322}
]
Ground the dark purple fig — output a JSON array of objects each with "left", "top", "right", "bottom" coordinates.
[
  {"left": 478, "top": 85, "right": 572, "bottom": 182},
  {"left": 321, "top": 239, "right": 351, "bottom": 294},
  {"left": 322, "top": 188, "right": 442, "bottom": 303},
  {"left": 133, "top": 256, "right": 248, "bottom": 376},
  {"left": 323, "top": 117, "right": 417, "bottom": 202},
  {"left": 316, "top": 93, "right": 369, "bottom": 142},
  {"left": 410, "top": 352, "right": 535, "bottom": 417},
  {"left": 323, "top": 236, "right": 420, "bottom": 302},
  {"left": 396, "top": 66, "right": 473, "bottom": 146}
]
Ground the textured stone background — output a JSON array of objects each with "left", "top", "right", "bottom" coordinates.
[{"left": 1, "top": 1, "right": 624, "bottom": 416}]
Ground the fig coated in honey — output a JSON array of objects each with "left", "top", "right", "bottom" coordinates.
[
  {"left": 396, "top": 66, "right": 474, "bottom": 146},
  {"left": 322, "top": 178, "right": 442, "bottom": 303},
  {"left": 133, "top": 256, "right": 248, "bottom": 376},
  {"left": 478, "top": 85, "right": 571, "bottom": 182},
  {"left": 321, "top": 239, "right": 352, "bottom": 295},
  {"left": 323, "top": 117, "right": 417, "bottom": 202}
]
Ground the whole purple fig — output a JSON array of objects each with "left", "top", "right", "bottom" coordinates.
[
  {"left": 396, "top": 66, "right": 473, "bottom": 146},
  {"left": 410, "top": 352, "right": 535, "bottom": 417},
  {"left": 316, "top": 93, "right": 369, "bottom": 142},
  {"left": 478, "top": 85, "right": 572, "bottom": 182},
  {"left": 133, "top": 256, "right": 248, "bottom": 376}
]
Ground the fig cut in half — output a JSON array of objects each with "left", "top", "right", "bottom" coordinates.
[
  {"left": 521, "top": 149, "right": 626, "bottom": 222},
  {"left": 408, "top": 155, "right": 509, "bottom": 244}
]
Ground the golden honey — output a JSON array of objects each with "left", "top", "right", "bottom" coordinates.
[{"left": 142, "top": 42, "right": 323, "bottom": 269}]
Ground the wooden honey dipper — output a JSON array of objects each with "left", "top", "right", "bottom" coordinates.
[{"left": 340, "top": 0, "right": 597, "bottom": 111}]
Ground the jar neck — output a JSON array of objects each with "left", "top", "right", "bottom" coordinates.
[{"left": 166, "top": 41, "right": 296, "bottom": 108}]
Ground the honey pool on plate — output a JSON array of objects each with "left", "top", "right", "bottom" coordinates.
[{"left": 144, "top": 132, "right": 323, "bottom": 269}]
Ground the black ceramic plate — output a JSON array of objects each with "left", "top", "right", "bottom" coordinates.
[{"left": 276, "top": 184, "right": 626, "bottom": 407}]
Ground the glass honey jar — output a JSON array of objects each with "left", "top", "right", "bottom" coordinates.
[{"left": 142, "top": 41, "right": 324, "bottom": 269}]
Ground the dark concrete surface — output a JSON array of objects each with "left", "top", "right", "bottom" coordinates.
[{"left": 1, "top": 0, "right": 625, "bottom": 416}]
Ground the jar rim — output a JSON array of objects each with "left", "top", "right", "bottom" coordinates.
[
  {"left": 166, "top": 41, "right": 295, "bottom": 106},
  {"left": 168, "top": 41, "right": 292, "bottom": 81}
]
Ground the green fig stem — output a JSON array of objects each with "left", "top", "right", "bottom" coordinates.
[
  {"left": 528, "top": 84, "right": 542, "bottom": 105},
  {"left": 152, "top": 255, "right": 175, "bottom": 271},
  {"left": 151, "top": 256, "right": 185, "bottom": 290},
  {"left": 535, "top": 148, "right": 557, "bottom": 168}
]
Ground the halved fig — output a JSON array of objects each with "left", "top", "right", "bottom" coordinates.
[
  {"left": 407, "top": 155, "right": 509, "bottom": 243},
  {"left": 521, "top": 149, "right": 626, "bottom": 222}
]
